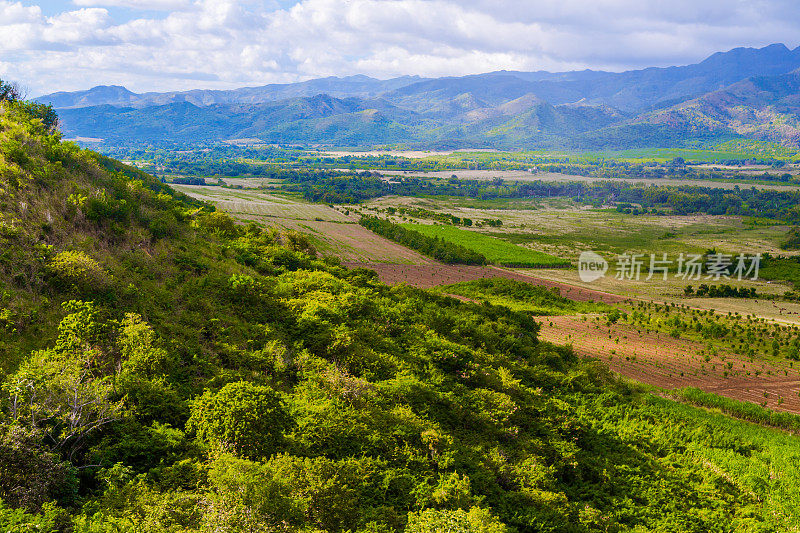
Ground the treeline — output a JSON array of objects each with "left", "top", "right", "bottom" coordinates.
[
  {"left": 284, "top": 172, "right": 387, "bottom": 203},
  {"left": 104, "top": 148, "right": 800, "bottom": 223},
  {"left": 171, "top": 176, "right": 210, "bottom": 185},
  {"left": 542, "top": 159, "right": 797, "bottom": 184},
  {"left": 283, "top": 172, "right": 800, "bottom": 223},
  {"left": 358, "top": 216, "right": 487, "bottom": 265},
  {"left": 685, "top": 284, "right": 758, "bottom": 298}
]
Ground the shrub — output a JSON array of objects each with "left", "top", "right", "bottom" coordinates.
[
  {"left": 202, "top": 454, "right": 299, "bottom": 531},
  {"left": 282, "top": 230, "right": 317, "bottom": 256},
  {"left": 405, "top": 507, "right": 510, "bottom": 533},
  {"left": 187, "top": 381, "right": 292, "bottom": 459},
  {"left": 118, "top": 313, "right": 176, "bottom": 378},
  {"left": 47, "top": 250, "right": 109, "bottom": 293},
  {"left": 194, "top": 211, "right": 239, "bottom": 237}
]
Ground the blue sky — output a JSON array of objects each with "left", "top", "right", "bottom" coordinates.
[
  {"left": 34, "top": 1, "right": 168, "bottom": 20},
  {"left": 3, "top": 0, "right": 799, "bottom": 96}
]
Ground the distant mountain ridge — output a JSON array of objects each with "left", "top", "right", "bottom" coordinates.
[
  {"left": 37, "top": 44, "right": 800, "bottom": 149},
  {"left": 39, "top": 75, "right": 428, "bottom": 109}
]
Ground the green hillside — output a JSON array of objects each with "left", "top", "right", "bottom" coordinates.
[{"left": 3, "top": 95, "right": 800, "bottom": 531}]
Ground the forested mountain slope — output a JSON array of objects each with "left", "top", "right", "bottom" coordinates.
[
  {"left": 0, "top": 98, "right": 797, "bottom": 531},
  {"left": 38, "top": 43, "right": 800, "bottom": 149},
  {"left": 634, "top": 69, "right": 800, "bottom": 146}
]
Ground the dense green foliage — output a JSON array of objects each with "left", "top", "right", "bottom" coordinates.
[
  {"left": 359, "top": 216, "right": 488, "bottom": 264},
  {"left": 5, "top": 99, "right": 800, "bottom": 531},
  {"left": 685, "top": 284, "right": 758, "bottom": 298},
  {"left": 577, "top": 393, "right": 800, "bottom": 531}
]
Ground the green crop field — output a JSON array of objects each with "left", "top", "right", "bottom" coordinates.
[{"left": 400, "top": 223, "right": 570, "bottom": 267}]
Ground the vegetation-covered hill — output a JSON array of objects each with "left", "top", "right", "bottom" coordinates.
[
  {"left": 3, "top": 93, "right": 800, "bottom": 531},
  {"left": 634, "top": 70, "right": 800, "bottom": 146},
  {"left": 39, "top": 43, "right": 800, "bottom": 149}
]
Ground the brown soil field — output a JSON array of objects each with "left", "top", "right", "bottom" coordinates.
[
  {"left": 345, "top": 263, "right": 626, "bottom": 304},
  {"left": 537, "top": 315, "right": 800, "bottom": 414}
]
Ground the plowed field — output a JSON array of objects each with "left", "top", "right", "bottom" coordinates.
[{"left": 537, "top": 315, "right": 800, "bottom": 414}]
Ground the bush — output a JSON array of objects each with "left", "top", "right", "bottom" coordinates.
[
  {"left": 193, "top": 211, "right": 239, "bottom": 237},
  {"left": 406, "top": 507, "right": 510, "bottom": 533},
  {"left": 118, "top": 313, "right": 176, "bottom": 378},
  {"left": 187, "top": 382, "right": 292, "bottom": 459},
  {"left": 0, "top": 499, "right": 70, "bottom": 533},
  {"left": 47, "top": 250, "right": 109, "bottom": 293}
]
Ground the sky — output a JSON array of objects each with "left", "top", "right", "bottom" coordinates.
[{"left": 2, "top": 0, "right": 799, "bottom": 96}]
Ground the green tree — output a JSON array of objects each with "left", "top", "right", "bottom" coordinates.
[
  {"left": 0, "top": 426, "right": 75, "bottom": 512},
  {"left": 0, "top": 79, "right": 20, "bottom": 102}
]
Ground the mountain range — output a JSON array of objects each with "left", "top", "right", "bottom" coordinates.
[{"left": 36, "top": 43, "right": 800, "bottom": 149}]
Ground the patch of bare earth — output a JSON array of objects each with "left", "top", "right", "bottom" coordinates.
[
  {"left": 537, "top": 315, "right": 800, "bottom": 414},
  {"left": 345, "top": 263, "right": 626, "bottom": 304}
]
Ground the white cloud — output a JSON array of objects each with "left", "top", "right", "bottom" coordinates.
[
  {"left": 0, "top": 0, "right": 799, "bottom": 95},
  {"left": 0, "top": 0, "right": 40, "bottom": 23}
]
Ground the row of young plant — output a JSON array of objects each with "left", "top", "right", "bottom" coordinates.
[
  {"left": 674, "top": 387, "right": 800, "bottom": 432},
  {"left": 625, "top": 302, "right": 800, "bottom": 360}
]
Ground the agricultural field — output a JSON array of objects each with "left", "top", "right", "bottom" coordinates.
[
  {"left": 171, "top": 185, "right": 348, "bottom": 221},
  {"left": 352, "top": 263, "right": 626, "bottom": 302},
  {"left": 399, "top": 222, "right": 569, "bottom": 267},
  {"left": 173, "top": 184, "right": 431, "bottom": 263},
  {"left": 362, "top": 195, "right": 798, "bottom": 260},
  {"left": 523, "top": 268, "right": 800, "bottom": 323},
  {"left": 537, "top": 313, "right": 800, "bottom": 414}
]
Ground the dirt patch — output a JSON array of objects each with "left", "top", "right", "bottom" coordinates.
[
  {"left": 345, "top": 263, "right": 626, "bottom": 304},
  {"left": 275, "top": 220, "right": 433, "bottom": 264},
  {"left": 537, "top": 315, "right": 800, "bottom": 414}
]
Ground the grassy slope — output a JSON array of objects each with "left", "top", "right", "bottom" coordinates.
[{"left": 2, "top": 104, "right": 800, "bottom": 531}]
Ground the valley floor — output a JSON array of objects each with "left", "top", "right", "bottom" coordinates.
[{"left": 177, "top": 182, "right": 800, "bottom": 419}]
